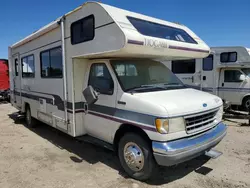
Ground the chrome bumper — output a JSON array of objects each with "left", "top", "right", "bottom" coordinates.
[{"left": 152, "top": 122, "right": 227, "bottom": 166}]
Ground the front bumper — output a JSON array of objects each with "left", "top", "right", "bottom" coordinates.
[{"left": 152, "top": 122, "right": 227, "bottom": 166}]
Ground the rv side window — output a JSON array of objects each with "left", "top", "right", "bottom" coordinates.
[
  {"left": 224, "top": 70, "right": 242, "bottom": 82},
  {"left": 203, "top": 55, "right": 213, "bottom": 71},
  {"left": 15, "top": 59, "right": 19, "bottom": 76},
  {"left": 172, "top": 59, "right": 195, "bottom": 74},
  {"left": 220, "top": 52, "right": 237, "bottom": 63},
  {"left": 22, "top": 55, "right": 35, "bottom": 78},
  {"left": 88, "top": 63, "right": 114, "bottom": 95},
  {"left": 71, "top": 15, "right": 95, "bottom": 45},
  {"left": 40, "top": 47, "right": 63, "bottom": 78}
]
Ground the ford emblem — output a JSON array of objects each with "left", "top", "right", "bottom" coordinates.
[{"left": 203, "top": 103, "right": 207, "bottom": 107}]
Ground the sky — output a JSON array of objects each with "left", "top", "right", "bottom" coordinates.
[{"left": 0, "top": 0, "right": 250, "bottom": 58}]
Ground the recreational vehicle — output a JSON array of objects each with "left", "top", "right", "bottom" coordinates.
[
  {"left": 8, "top": 2, "right": 227, "bottom": 180},
  {"left": 164, "top": 46, "right": 250, "bottom": 110}
]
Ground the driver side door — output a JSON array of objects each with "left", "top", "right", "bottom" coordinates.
[
  {"left": 84, "top": 62, "right": 117, "bottom": 143},
  {"left": 219, "top": 69, "right": 247, "bottom": 105}
]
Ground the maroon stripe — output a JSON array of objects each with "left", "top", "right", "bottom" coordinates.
[
  {"left": 127, "top": 39, "right": 144, "bottom": 45},
  {"left": 169, "top": 45, "right": 210, "bottom": 53},
  {"left": 88, "top": 111, "right": 156, "bottom": 132}
]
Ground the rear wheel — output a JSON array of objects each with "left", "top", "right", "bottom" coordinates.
[
  {"left": 25, "top": 105, "right": 37, "bottom": 128},
  {"left": 118, "top": 133, "right": 156, "bottom": 181},
  {"left": 242, "top": 96, "right": 250, "bottom": 111}
]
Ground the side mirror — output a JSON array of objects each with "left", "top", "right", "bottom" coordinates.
[
  {"left": 82, "top": 86, "right": 99, "bottom": 105},
  {"left": 239, "top": 74, "right": 247, "bottom": 82}
]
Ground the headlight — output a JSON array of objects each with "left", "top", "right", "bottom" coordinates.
[
  {"left": 155, "top": 117, "right": 185, "bottom": 134},
  {"left": 168, "top": 117, "right": 185, "bottom": 133}
]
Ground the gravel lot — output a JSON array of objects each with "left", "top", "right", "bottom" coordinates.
[{"left": 0, "top": 103, "right": 250, "bottom": 188}]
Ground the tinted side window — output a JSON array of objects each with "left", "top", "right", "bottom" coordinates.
[
  {"left": 88, "top": 63, "right": 114, "bottom": 95},
  {"left": 71, "top": 15, "right": 95, "bottom": 45},
  {"left": 220, "top": 52, "right": 237, "bottom": 63},
  {"left": 22, "top": 55, "right": 35, "bottom": 78},
  {"left": 15, "top": 59, "right": 19, "bottom": 76},
  {"left": 172, "top": 59, "right": 195, "bottom": 74},
  {"left": 41, "top": 47, "right": 63, "bottom": 78},
  {"left": 203, "top": 55, "right": 213, "bottom": 71},
  {"left": 127, "top": 16, "right": 197, "bottom": 44},
  {"left": 224, "top": 70, "right": 242, "bottom": 82}
]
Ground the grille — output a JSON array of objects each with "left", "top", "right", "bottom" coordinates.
[{"left": 185, "top": 109, "right": 218, "bottom": 134}]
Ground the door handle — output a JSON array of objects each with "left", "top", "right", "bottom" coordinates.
[
  {"left": 203, "top": 76, "right": 206, "bottom": 81},
  {"left": 222, "top": 83, "right": 224, "bottom": 87},
  {"left": 191, "top": 76, "right": 194, "bottom": 83}
]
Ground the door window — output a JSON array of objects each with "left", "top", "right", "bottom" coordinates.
[
  {"left": 203, "top": 55, "right": 213, "bottom": 71},
  {"left": 14, "top": 59, "right": 19, "bottom": 76},
  {"left": 172, "top": 59, "right": 195, "bottom": 74},
  {"left": 224, "top": 70, "right": 242, "bottom": 82},
  {"left": 88, "top": 63, "right": 114, "bottom": 95},
  {"left": 22, "top": 55, "right": 35, "bottom": 78}
]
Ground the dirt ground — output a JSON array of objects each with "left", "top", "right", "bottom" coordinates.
[{"left": 0, "top": 103, "right": 250, "bottom": 188}]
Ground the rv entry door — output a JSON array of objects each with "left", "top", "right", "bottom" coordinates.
[{"left": 12, "top": 54, "right": 22, "bottom": 108}]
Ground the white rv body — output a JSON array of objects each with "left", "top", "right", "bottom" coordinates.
[
  {"left": 164, "top": 46, "right": 250, "bottom": 109},
  {"left": 9, "top": 2, "right": 226, "bottom": 180}
]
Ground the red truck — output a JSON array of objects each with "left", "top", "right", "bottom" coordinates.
[{"left": 0, "top": 59, "right": 10, "bottom": 101}]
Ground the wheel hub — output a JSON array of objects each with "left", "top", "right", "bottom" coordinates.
[{"left": 124, "top": 142, "right": 144, "bottom": 172}]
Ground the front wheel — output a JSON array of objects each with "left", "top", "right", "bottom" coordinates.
[{"left": 118, "top": 133, "right": 156, "bottom": 181}]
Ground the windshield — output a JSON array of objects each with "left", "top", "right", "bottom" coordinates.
[
  {"left": 111, "top": 59, "right": 185, "bottom": 92},
  {"left": 242, "top": 68, "right": 250, "bottom": 76}
]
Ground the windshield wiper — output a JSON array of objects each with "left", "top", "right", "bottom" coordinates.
[
  {"left": 162, "top": 83, "right": 185, "bottom": 88},
  {"left": 126, "top": 84, "right": 165, "bottom": 92},
  {"left": 163, "top": 83, "right": 183, "bottom": 86}
]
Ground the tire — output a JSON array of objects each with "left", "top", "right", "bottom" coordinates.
[
  {"left": 242, "top": 97, "right": 250, "bottom": 111},
  {"left": 25, "top": 105, "right": 37, "bottom": 128},
  {"left": 118, "top": 133, "right": 156, "bottom": 181}
]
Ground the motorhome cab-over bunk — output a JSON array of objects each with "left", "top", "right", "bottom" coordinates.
[
  {"left": 164, "top": 46, "right": 250, "bottom": 110},
  {"left": 9, "top": 2, "right": 226, "bottom": 180}
]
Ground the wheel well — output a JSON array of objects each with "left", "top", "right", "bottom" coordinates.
[
  {"left": 113, "top": 124, "right": 151, "bottom": 153},
  {"left": 242, "top": 95, "right": 250, "bottom": 105}
]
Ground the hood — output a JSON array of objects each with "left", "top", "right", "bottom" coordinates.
[{"left": 133, "top": 88, "right": 222, "bottom": 117}]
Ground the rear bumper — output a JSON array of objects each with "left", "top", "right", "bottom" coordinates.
[{"left": 152, "top": 122, "right": 227, "bottom": 166}]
